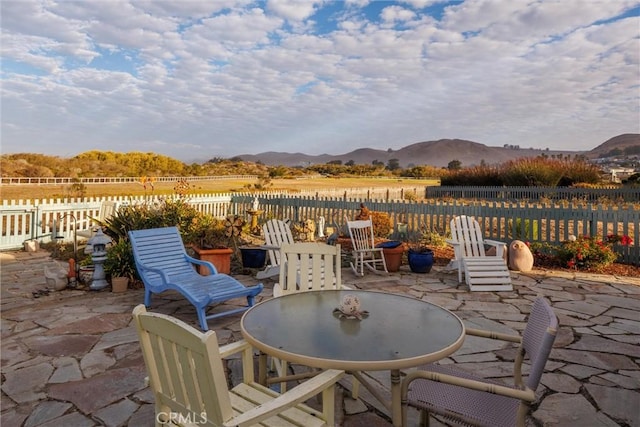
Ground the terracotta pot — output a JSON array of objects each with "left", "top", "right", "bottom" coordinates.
[
  {"left": 111, "top": 276, "right": 128, "bottom": 293},
  {"left": 382, "top": 245, "right": 405, "bottom": 272},
  {"left": 192, "top": 246, "right": 233, "bottom": 275}
]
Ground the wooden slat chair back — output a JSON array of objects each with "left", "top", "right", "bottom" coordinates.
[
  {"left": 256, "top": 219, "right": 295, "bottom": 279},
  {"left": 271, "top": 242, "right": 359, "bottom": 397},
  {"left": 128, "top": 227, "right": 263, "bottom": 331},
  {"left": 77, "top": 200, "right": 120, "bottom": 239},
  {"left": 345, "top": 218, "right": 387, "bottom": 276},
  {"left": 402, "top": 297, "right": 558, "bottom": 427},
  {"left": 446, "top": 215, "right": 512, "bottom": 291},
  {"left": 275, "top": 242, "right": 342, "bottom": 296},
  {"left": 133, "top": 305, "right": 344, "bottom": 427}
]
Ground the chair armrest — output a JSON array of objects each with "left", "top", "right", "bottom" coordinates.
[
  {"left": 465, "top": 327, "right": 522, "bottom": 343},
  {"left": 445, "top": 239, "right": 459, "bottom": 246},
  {"left": 185, "top": 253, "right": 218, "bottom": 275},
  {"left": 401, "top": 370, "right": 535, "bottom": 403},
  {"left": 137, "top": 263, "right": 171, "bottom": 284},
  {"left": 219, "top": 339, "right": 252, "bottom": 359},
  {"left": 225, "top": 369, "right": 345, "bottom": 427},
  {"left": 484, "top": 239, "right": 506, "bottom": 257}
]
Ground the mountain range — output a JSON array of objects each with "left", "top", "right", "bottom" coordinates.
[{"left": 238, "top": 134, "right": 640, "bottom": 168}]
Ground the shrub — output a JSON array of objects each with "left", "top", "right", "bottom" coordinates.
[
  {"left": 104, "top": 238, "right": 138, "bottom": 281},
  {"left": 370, "top": 211, "right": 392, "bottom": 238},
  {"left": 553, "top": 235, "right": 617, "bottom": 271}
]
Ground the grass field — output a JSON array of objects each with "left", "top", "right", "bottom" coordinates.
[{"left": 0, "top": 177, "right": 439, "bottom": 200}]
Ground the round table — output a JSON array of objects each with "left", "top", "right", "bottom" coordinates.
[{"left": 241, "top": 290, "right": 465, "bottom": 426}]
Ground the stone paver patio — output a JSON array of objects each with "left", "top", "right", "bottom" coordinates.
[{"left": 2, "top": 249, "right": 639, "bottom": 426}]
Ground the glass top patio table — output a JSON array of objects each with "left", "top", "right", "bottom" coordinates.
[{"left": 240, "top": 289, "right": 465, "bottom": 372}]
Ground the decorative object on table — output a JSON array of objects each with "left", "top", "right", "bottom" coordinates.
[
  {"left": 377, "top": 240, "right": 405, "bottom": 272},
  {"left": 87, "top": 228, "right": 112, "bottom": 290},
  {"left": 334, "top": 294, "right": 369, "bottom": 320},
  {"left": 239, "top": 246, "right": 267, "bottom": 269},
  {"left": 508, "top": 239, "right": 534, "bottom": 272},
  {"left": 408, "top": 247, "right": 434, "bottom": 273}
]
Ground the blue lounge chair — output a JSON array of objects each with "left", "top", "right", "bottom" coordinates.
[{"left": 128, "top": 226, "right": 263, "bottom": 330}]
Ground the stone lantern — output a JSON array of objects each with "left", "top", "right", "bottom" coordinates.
[{"left": 87, "top": 228, "right": 112, "bottom": 290}]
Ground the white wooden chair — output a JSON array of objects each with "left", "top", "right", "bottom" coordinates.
[
  {"left": 257, "top": 219, "right": 295, "bottom": 279},
  {"left": 133, "top": 304, "right": 344, "bottom": 427},
  {"left": 345, "top": 218, "right": 387, "bottom": 276},
  {"left": 446, "top": 215, "right": 512, "bottom": 291},
  {"left": 270, "top": 243, "right": 359, "bottom": 397},
  {"left": 77, "top": 200, "right": 120, "bottom": 240}
]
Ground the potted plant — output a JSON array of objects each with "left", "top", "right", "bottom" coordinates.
[
  {"left": 104, "top": 239, "right": 137, "bottom": 292},
  {"left": 186, "top": 215, "right": 242, "bottom": 275},
  {"left": 407, "top": 246, "right": 434, "bottom": 273}
]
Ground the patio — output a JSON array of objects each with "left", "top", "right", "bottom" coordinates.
[{"left": 1, "top": 249, "right": 639, "bottom": 427}]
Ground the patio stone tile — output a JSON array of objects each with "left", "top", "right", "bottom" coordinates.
[
  {"left": 540, "top": 372, "right": 581, "bottom": 393},
  {"left": 559, "top": 363, "right": 606, "bottom": 379},
  {"left": 94, "top": 398, "right": 140, "bottom": 427},
  {"left": 80, "top": 350, "right": 116, "bottom": 378},
  {"left": 567, "top": 334, "right": 640, "bottom": 358},
  {"left": 48, "top": 366, "right": 147, "bottom": 413},
  {"left": 534, "top": 393, "right": 619, "bottom": 427},
  {"left": 23, "top": 334, "right": 100, "bottom": 357},
  {"left": 37, "top": 411, "right": 97, "bottom": 427},
  {"left": 127, "top": 404, "right": 156, "bottom": 427},
  {"left": 24, "top": 401, "right": 73, "bottom": 427},
  {"left": 49, "top": 356, "right": 82, "bottom": 383},
  {"left": 585, "top": 384, "right": 640, "bottom": 426},
  {"left": 47, "top": 313, "right": 132, "bottom": 335},
  {"left": 596, "top": 373, "right": 640, "bottom": 390},
  {"left": 1, "top": 361, "right": 53, "bottom": 403},
  {"left": 551, "top": 349, "right": 638, "bottom": 371},
  {"left": 603, "top": 306, "right": 640, "bottom": 321}
]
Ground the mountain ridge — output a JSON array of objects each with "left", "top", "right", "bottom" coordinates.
[{"left": 237, "top": 134, "right": 640, "bottom": 168}]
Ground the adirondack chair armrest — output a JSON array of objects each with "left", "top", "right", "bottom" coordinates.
[
  {"left": 484, "top": 239, "right": 506, "bottom": 257},
  {"left": 445, "top": 239, "right": 460, "bottom": 247},
  {"left": 401, "top": 370, "right": 536, "bottom": 403},
  {"left": 225, "top": 369, "right": 345, "bottom": 427},
  {"left": 446, "top": 239, "right": 463, "bottom": 258},
  {"left": 185, "top": 253, "right": 218, "bottom": 275},
  {"left": 465, "top": 327, "right": 522, "bottom": 343}
]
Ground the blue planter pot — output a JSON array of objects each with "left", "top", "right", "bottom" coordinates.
[
  {"left": 408, "top": 248, "right": 434, "bottom": 273},
  {"left": 240, "top": 247, "right": 267, "bottom": 269}
]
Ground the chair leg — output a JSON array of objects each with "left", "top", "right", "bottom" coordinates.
[
  {"left": 420, "top": 409, "right": 430, "bottom": 427},
  {"left": 196, "top": 308, "right": 209, "bottom": 331}
]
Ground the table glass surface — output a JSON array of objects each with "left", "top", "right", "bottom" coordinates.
[{"left": 241, "top": 290, "right": 464, "bottom": 370}]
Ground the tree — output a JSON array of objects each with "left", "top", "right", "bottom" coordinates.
[
  {"left": 386, "top": 158, "right": 400, "bottom": 171},
  {"left": 345, "top": 159, "right": 355, "bottom": 166},
  {"left": 447, "top": 160, "right": 462, "bottom": 170}
]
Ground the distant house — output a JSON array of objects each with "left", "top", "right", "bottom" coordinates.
[{"left": 608, "top": 167, "right": 637, "bottom": 183}]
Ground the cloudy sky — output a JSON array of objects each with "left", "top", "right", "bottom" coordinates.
[{"left": 1, "top": 0, "right": 639, "bottom": 162}]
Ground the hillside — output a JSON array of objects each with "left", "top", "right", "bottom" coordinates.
[
  {"left": 587, "top": 134, "right": 640, "bottom": 158},
  {"left": 239, "top": 139, "right": 579, "bottom": 168}
]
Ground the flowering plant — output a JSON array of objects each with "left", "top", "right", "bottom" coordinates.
[
  {"left": 606, "top": 234, "right": 634, "bottom": 246},
  {"left": 554, "top": 235, "right": 617, "bottom": 271}
]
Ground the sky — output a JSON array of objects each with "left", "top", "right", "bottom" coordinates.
[{"left": 1, "top": 0, "right": 639, "bottom": 162}]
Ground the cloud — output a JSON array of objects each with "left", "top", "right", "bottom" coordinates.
[{"left": 1, "top": 0, "right": 638, "bottom": 161}]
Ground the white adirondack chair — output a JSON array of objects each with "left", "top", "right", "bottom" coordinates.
[
  {"left": 256, "top": 219, "right": 294, "bottom": 279},
  {"left": 446, "top": 215, "right": 512, "bottom": 291},
  {"left": 77, "top": 200, "right": 119, "bottom": 240},
  {"left": 133, "top": 304, "right": 344, "bottom": 427},
  {"left": 345, "top": 218, "right": 387, "bottom": 276},
  {"left": 270, "top": 242, "right": 359, "bottom": 397}
]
